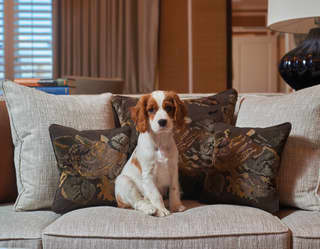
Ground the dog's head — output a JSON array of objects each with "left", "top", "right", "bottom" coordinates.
[{"left": 131, "top": 91, "right": 187, "bottom": 134}]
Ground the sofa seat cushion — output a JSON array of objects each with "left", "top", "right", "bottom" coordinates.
[
  {"left": 0, "top": 203, "right": 60, "bottom": 249},
  {"left": 43, "top": 201, "right": 289, "bottom": 249},
  {"left": 278, "top": 209, "right": 320, "bottom": 249}
]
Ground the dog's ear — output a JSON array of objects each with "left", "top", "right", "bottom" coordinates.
[
  {"left": 168, "top": 91, "right": 187, "bottom": 129},
  {"left": 130, "top": 94, "right": 150, "bottom": 133}
]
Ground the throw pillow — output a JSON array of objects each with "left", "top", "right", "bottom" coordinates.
[
  {"left": 195, "top": 122, "right": 291, "bottom": 213},
  {"left": 111, "top": 89, "right": 238, "bottom": 156},
  {"left": 0, "top": 101, "right": 17, "bottom": 202},
  {"left": 1, "top": 80, "right": 115, "bottom": 211},
  {"left": 236, "top": 84, "right": 320, "bottom": 211},
  {"left": 49, "top": 124, "right": 132, "bottom": 214}
]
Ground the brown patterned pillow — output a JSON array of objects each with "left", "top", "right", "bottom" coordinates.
[
  {"left": 180, "top": 122, "right": 292, "bottom": 213},
  {"left": 111, "top": 89, "right": 238, "bottom": 154},
  {"left": 49, "top": 124, "right": 132, "bottom": 214},
  {"left": 111, "top": 95, "right": 140, "bottom": 154}
]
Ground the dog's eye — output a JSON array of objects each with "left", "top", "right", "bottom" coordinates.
[
  {"left": 148, "top": 107, "right": 155, "bottom": 113},
  {"left": 165, "top": 105, "right": 173, "bottom": 113}
]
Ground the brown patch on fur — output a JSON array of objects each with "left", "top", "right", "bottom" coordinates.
[
  {"left": 146, "top": 97, "right": 159, "bottom": 121},
  {"left": 162, "top": 99, "right": 175, "bottom": 119},
  {"left": 164, "top": 91, "right": 187, "bottom": 129},
  {"left": 131, "top": 94, "right": 150, "bottom": 133},
  {"left": 131, "top": 156, "right": 142, "bottom": 173},
  {"left": 131, "top": 94, "right": 161, "bottom": 132},
  {"left": 116, "top": 194, "right": 131, "bottom": 209}
]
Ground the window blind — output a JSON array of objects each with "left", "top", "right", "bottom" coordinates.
[
  {"left": 0, "top": 0, "right": 4, "bottom": 79},
  {"left": 13, "top": 0, "right": 52, "bottom": 78}
]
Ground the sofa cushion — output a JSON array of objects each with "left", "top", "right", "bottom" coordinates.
[
  {"left": 1, "top": 80, "right": 115, "bottom": 211},
  {"left": 278, "top": 209, "right": 320, "bottom": 249},
  {"left": 49, "top": 124, "right": 132, "bottom": 214},
  {"left": 0, "top": 203, "right": 59, "bottom": 249},
  {"left": 112, "top": 89, "right": 237, "bottom": 143},
  {"left": 196, "top": 122, "right": 291, "bottom": 213},
  {"left": 0, "top": 101, "right": 17, "bottom": 203},
  {"left": 236, "top": 84, "right": 320, "bottom": 211},
  {"left": 43, "top": 201, "right": 289, "bottom": 249}
]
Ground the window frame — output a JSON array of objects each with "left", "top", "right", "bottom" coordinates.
[{"left": 4, "top": 0, "right": 14, "bottom": 80}]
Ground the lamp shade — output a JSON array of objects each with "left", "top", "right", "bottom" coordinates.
[{"left": 267, "top": 0, "right": 320, "bottom": 34}]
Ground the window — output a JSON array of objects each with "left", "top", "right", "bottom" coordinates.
[{"left": 3, "top": 0, "right": 53, "bottom": 80}]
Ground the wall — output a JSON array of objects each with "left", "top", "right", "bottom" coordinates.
[
  {"left": 158, "top": 0, "right": 230, "bottom": 93},
  {"left": 232, "top": 0, "right": 290, "bottom": 93}
]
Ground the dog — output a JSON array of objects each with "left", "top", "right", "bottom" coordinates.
[{"left": 115, "top": 91, "right": 187, "bottom": 217}]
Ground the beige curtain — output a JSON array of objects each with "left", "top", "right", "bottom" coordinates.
[{"left": 53, "top": 0, "right": 159, "bottom": 94}]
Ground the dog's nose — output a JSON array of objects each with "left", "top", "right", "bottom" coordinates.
[{"left": 158, "top": 119, "right": 167, "bottom": 127}]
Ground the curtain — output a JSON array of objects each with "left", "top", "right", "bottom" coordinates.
[{"left": 53, "top": 0, "right": 159, "bottom": 94}]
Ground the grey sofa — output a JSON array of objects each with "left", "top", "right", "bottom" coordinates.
[
  {"left": 1, "top": 90, "right": 320, "bottom": 249},
  {"left": 1, "top": 200, "right": 320, "bottom": 249}
]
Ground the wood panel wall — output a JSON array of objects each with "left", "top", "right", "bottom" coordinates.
[
  {"left": 158, "top": 0, "right": 189, "bottom": 93},
  {"left": 158, "top": 0, "right": 230, "bottom": 93},
  {"left": 232, "top": 0, "right": 267, "bottom": 27},
  {"left": 192, "top": 0, "right": 227, "bottom": 93}
]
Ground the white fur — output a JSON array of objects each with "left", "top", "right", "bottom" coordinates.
[
  {"left": 115, "top": 91, "right": 186, "bottom": 217},
  {"left": 149, "top": 91, "right": 174, "bottom": 133}
]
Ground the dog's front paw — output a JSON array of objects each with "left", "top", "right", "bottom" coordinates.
[
  {"left": 142, "top": 204, "right": 157, "bottom": 216},
  {"left": 155, "top": 207, "right": 170, "bottom": 217},
  {"left": 170, "top": 203, "right": 187, "bottom": 213},
  {"left": 135, "top": 200, "right": 157, "bottom": 216}
]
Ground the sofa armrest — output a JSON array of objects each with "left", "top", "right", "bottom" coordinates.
[{"left": 0, "top": 100, "right": 17, "bottom": 203}]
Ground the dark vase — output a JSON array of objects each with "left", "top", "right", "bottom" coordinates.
[{"left": 279, "top": 27, "right": 320, "bottom": 90}]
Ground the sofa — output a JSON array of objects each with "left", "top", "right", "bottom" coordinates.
[{"left": 1, "top": 81, "right": 320, "bottom": 249}]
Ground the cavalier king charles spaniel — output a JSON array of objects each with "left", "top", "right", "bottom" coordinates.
[{"left": 115, "top": 91, "right": 187, "bottom": 217}]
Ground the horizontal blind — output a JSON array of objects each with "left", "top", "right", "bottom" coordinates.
[
  {"left": 13, "top": 0, "right": 53, "bottom": 78},
  {"left": 0, "top": 0, "right": 4, "bottom": 79}
]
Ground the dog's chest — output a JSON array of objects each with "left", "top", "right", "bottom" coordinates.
[{"left": 154, "top": 149, "right": 171, "bottom": 195}]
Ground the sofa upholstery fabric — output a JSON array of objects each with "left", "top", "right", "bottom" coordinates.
[
  {"left": 43, "top": 201, "right": 289, "bottom": 249},
  {"left": 236, "top": 85, "right": 320, "bottom": 211},
  {"left": 0, "top": 203, "right": 59, "bottom": 249},
  {"left": 278, "top": 209, "right": 320, "bottom": 249},
  {"left": 1, "top": 80, "right": 115, "bottom": 211},
  {"left": 43, "top": 234, "right": 289, "bottom": 249}
]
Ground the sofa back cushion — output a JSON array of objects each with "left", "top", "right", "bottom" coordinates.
[{"left": 0, "top": 100, "right": 17, "bottom": 202}]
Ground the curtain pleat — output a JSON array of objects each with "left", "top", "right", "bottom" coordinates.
[{"left": 53, "top": 0, "right": 159, "bottom": 94}]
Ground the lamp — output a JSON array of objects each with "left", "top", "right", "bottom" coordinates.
[{"left": 267, "top": 0, "right": 320, "bottom": 90}]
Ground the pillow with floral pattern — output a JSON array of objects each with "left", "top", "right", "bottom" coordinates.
[
  {"left": 182, "top": 122, "right": 292, "bottom": 213},
  {"left": 49, "top": 124, "right": 132, "bottom": 214}
]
